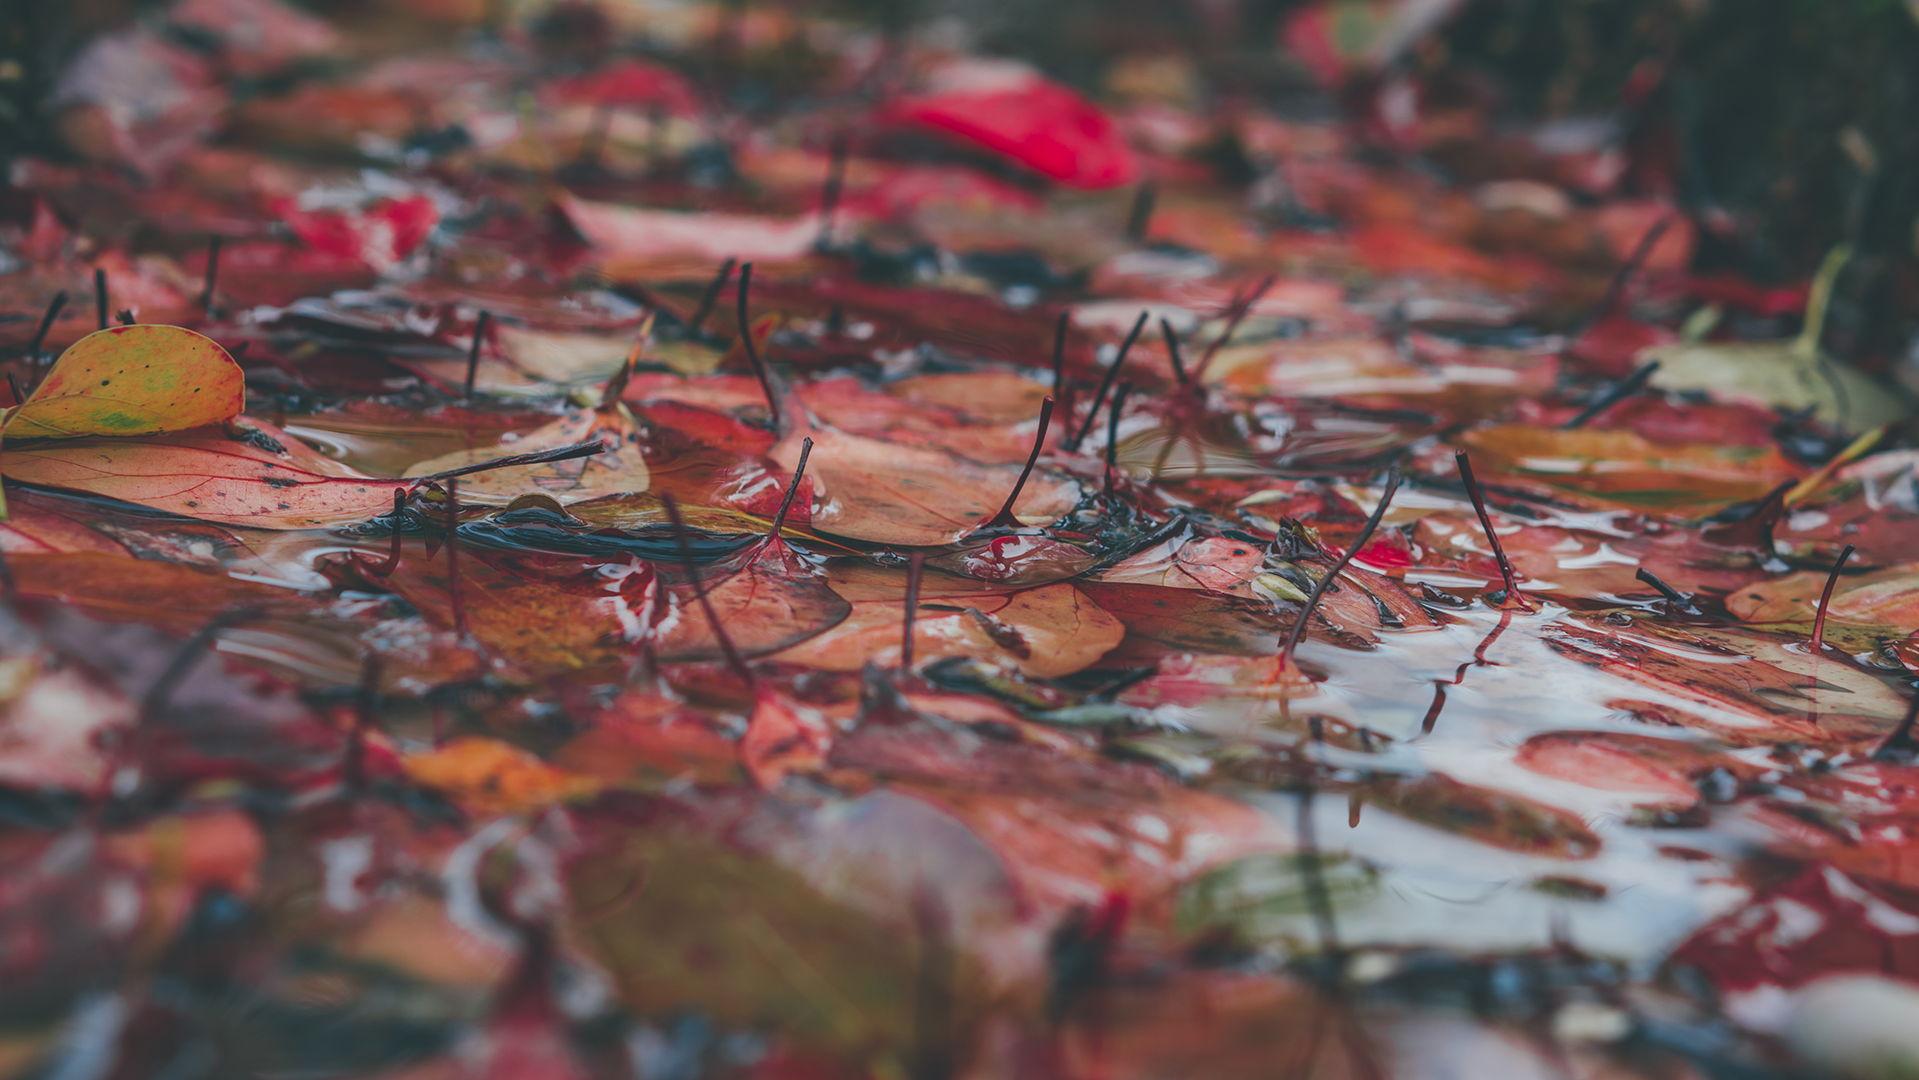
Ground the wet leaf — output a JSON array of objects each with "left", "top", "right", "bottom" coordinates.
[
  {"left": 401, "top": 736, "right": 601, "bottom": 814},
  {"left": 4, "top": 325, "right": 244, "bottom": 441},
  {"left": 773, "top": 563, "right": 1123, "bottom": 678},
  {"left": 2, "top": 418, "right": 405, "bottom": 529},
  {"left": 771, "top": 426, "right": 1081, "bottom": 546},
  {"left": 405, "top": 403, "right": 649, "bottom": 505}
]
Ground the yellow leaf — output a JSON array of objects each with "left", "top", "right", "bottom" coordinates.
[
  {"left": 6, "top": 325, "right": 244, "bottom": 441},
  {"left": 402, "top": 737, "right": 600, "bottom": 814}
]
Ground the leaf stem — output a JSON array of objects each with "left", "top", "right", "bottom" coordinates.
[
  {"left": 444, "top": 479, "right": 467, "bottom": 638},
  {"left": 412, "top": 439, "right": 608, "bottom": 483},
  {"left": 1454, "top": 450, "right": 1525, "bottom": 605},
  {"left": 661, "top": 492, "right": 753, "bottom": 684},
  {"left": 1159, "top": 317, "right": 1188, "bottom": 385},
  {"left": 1065, "top": 312, "right": 1147, "bottom": 451},
  {"left": 689, "top": 257, "right": 736, "bottom": 335},
  {"left": 981, "top": 397, "right": 1054, "bottom": 530},
  {"left": 1193, "top": 274, "right": 1275, "bottom": 383},
  {"left": 200, "top": 236, "right": 222, "bottom": 316},
  {"left": 28, "top": 292, "right": 66, "bottom": 377},
  {"left": 1810, "top": 543, "right": 1855, "bottom": 653},
  {"left": 816, "top": 132, "right": 849, "bottom": 249},
  {"left": 1562, "top": 359, "right": 1660, "bottom": 429},
  {"left": 901, "top": 552, "right": 925, "bottom": 672},
  {"left": 464, "top": 311, "right": 491, "bottom": 399},
  {"left": 763, "top": 436, "right": 813, "bottom": 546},
  {"left": 736, "top": 262, "right": 781, "bottom": 423},
  {"left": 1279, "top": 463, "right": 1402, "bottom": 670}
]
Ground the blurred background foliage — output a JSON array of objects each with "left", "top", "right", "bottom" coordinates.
[{"left": 5, "top": 0, "right": 1917, "bottom": 354}]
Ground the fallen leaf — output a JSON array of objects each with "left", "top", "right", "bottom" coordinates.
[
  {"left": 3, "top": 418, "right": 403, "bottom": 529},
  {"left": 770, "top": 426, "right": 1081, "bottom": 546},
  {"left": 4, "top": 324, "right": 244, "bottom": 440},
  {"left": 403, "top": 736, "right": 601, "bottom": 814},
  {"left": 406, "top": 403, "right": 649, "bottom": 505},
  {"left": 773, "top": 563, "right": 1124, "bottom": 678}
]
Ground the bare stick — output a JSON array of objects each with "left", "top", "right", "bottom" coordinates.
[
  {"left": 362, "top": 488, "right": 408, "bottom": 578},
  {"left": 1570, "top": 216, "right": 1672, "bottom": 341},
  {"left": 414, "top": 440, "right": 608, "bottom": 483},
  {"left": 763, "top": 437, "right": 813, "bottom": 545},
  {"left": 736, "top": 262, "right": 780, "bottom": 421},
  {"left": 1065, "top": 311, "right": 1148, "bottom": 451},
  {"left": 200, "top": 236, "right": 222, "bottom": 315},
  {"left": 980, "top": 397, "right": 1055, "bottom": 530},
  {"left": 1811, "top": 543, "right": 1856, "bottom": 653},
  {"left": 1634, "top": 567, "right": 1686, "bottom": 605},
  {"left": 444, "top": 480, "right": 467, "bottom": 638},
  {"left": 689, "top": 257, "right": 736, "bottom": 335},
  {"left": 1193, "top": 274, "right": 1275, "bottom": 383},
  {"left": 1279, "top": 464, "right": 1402, "bottom": 668},
  {"left": 661, "top": 492, "right": 752, "bottom": 683},
  {"left": 28, "top": 291, "right": 66, "bottom": 371},
  {"left": 1454, "top": 450, "right": 1523, "bottom": 604},
  {"left": 464, "top": 311, "right": 491, "bottom": 398},
  {"left": 1562, "top": 360, "right": 1661, "bottom": 429},
  {"left": 901, "top": 552, "right": 925, "bottom": 671},
  {"left": 93, "top": 269, "right": 107, "bottom": 331},
  {"left": 1159, "top": 318, "right": 1188, "bottom": 385},
  {"left": 817, "top": 132, "right": 849, "bottom": 248}
]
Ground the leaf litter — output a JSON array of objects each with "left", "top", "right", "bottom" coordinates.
[{"left": 2, "top": 3, "right": 1919, "bottom": 1079}]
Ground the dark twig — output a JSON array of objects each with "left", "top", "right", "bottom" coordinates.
[
  {"left": 1569, "top": 216, "right": 1672, "bottom": 341},
  {"left": 689, "top": 257, "right": 736, "bottom": 335},
  {"left": 1159, "top": 318, "right": 1188, "bottom": 385},
  {"left": 93, "top": 269, "right": 107, "bottom": 331},
  {"left": 142, "top": 606, "right": 264, "bottom": 722},
  {"left": 1194, "top": 274, "right": 1275, "bottom": 383},
  {"left": 1634, "top": 567, "right": 1687, "bottom": 605},
  {"left": 200, "top": 236, "right": 222, "bottom": 315},
  {"left": 901, "top": 552, "right": 925, "bottom": 671},
  {"left": 1065, "top": 312, "right": 1148, "bottom": 451},
  {"left": 6, "top": 373, "right": 22, "bottom": 407},
  {"left": 413, "top": 440, "right": 608, "bottom": 484},
  {"left": 660, "top": 492, "right": 752, "bottom": 683},
  {"left": 464, "top": 311, "right": 491, "bottom": 398},
  {"left": 1874, "top": 695, "right": 1919, "bottom": 762},
  {"left": 1811, "top": 543, "right": 1855, "bottom": 653},
  {"left": 1562, "top": 360, "right": 1661, "bottom": 429},
  {"left": 980, "top": 397, "right": 1054, "bottom": 530},
  {"left": 1280, "top": 464, "right": 1402, "bottom": 668},
  {"left": 736, "top": 262, "right": 780, "bottom": 421},
  {"left": 1125, "top": 182, "right": 1156, "bottom": 243},
  {"left": 816, "top": 132, "right": 849, "bottom": 249},
  {"left": 763, "top": 437, "right": 813, "bottom": 546},
  {"left": 1702, "top": 479, "right": 1795, "bottom": 551},
  {"left": 1103, "top": 383, "right": 1133, "bottom": 496},
  {"left": 1454, "top": 451, "right": 1525, "bottom": 605},
  {"left": 444, "top": 480, "right": 467, "bottom": 638},
  {"left": 361, "top": 489, "right": 408, "bottom": 578},
  {"left": 29, "top": 291, "right": 66, "bottom": 376},
  {"left": 1050, "top": 310, "right": 1068, "bottom": 391}
]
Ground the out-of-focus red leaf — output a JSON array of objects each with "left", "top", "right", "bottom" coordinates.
[{"left": 875, "top": 80, "right": 1137, "bottom": 190}]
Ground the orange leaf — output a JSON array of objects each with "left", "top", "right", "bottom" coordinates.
[
  {"left": 2, "top": 418, "right": 403, "bottom": 529},
  {"left": 403, "top": 736, "right": 600, "bottom": 814}
]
